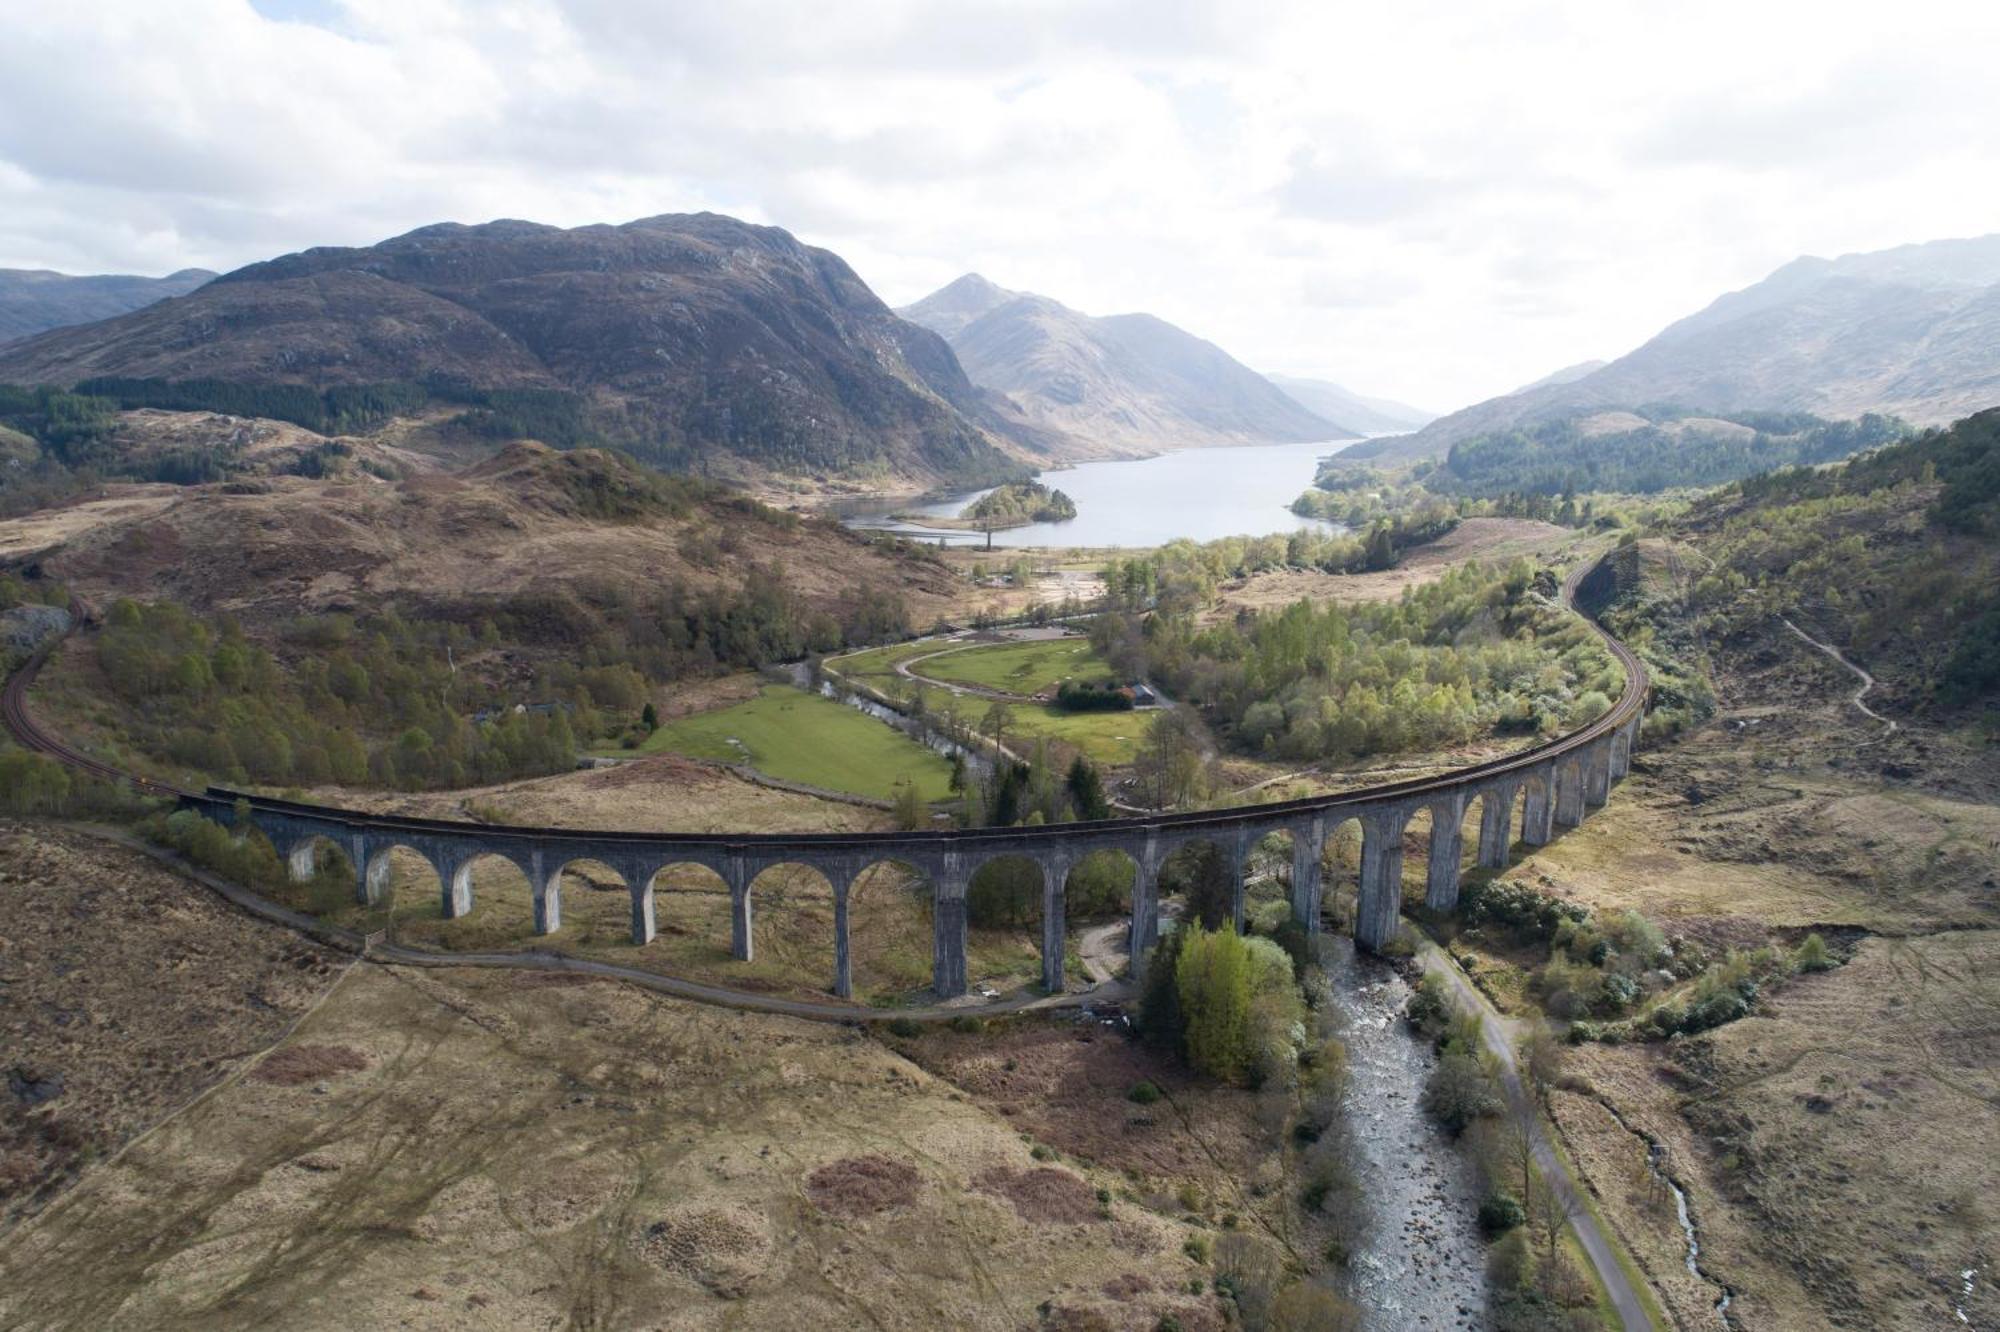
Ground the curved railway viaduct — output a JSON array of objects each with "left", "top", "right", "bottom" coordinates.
[{"left": 7, "top": 561, "right": 1645, "bottom": 1002}]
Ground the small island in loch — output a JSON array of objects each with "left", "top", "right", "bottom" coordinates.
[{"left": 963, "top": 479, "right": 1077, "bottom": 526}]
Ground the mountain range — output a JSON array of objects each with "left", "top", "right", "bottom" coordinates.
[
  {"left": 1262, "top": 374, "right": 1432, "bottom": 436},
  {"left": 1353, "top": 233, "right": 2000, "bottom": 462},
  {"left": 900, "top": 273, "right": 1356, "bottom": 452},
  {"left": 0, "top": 267, "right": 216, "bottom": 344},
  {"left": 0, "top": 215, "right": 1044, "bottom": 489}
]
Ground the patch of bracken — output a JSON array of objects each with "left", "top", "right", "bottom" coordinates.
[
  {"left": 805, "top": 1154, "right": 921, "bottom": 1218},
  {"left": 1101, "top": 1272, "right": 1151, "bottom": 1300},
  {"left": 252, "top": 1044, "right": 368, "bottom": 1086},
  {"left": 633, "top": 1206, "right": 774, "bottom": 1298},
  {"left": 972, "top": 1165, "right": 1101, "bottom": 1224}
]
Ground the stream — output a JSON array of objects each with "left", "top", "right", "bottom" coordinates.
[
  {"left": 1321, "top": 938, "right": 1491, "bottom": 1330},
  {"left": 1648, "top": 1141, "right": 1733, "bottom": 1324},
  {"left": 1615, "top": 1116, "right": 1730, "bottom": 1326}
]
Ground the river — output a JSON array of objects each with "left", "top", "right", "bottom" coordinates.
[
  {"left": 1322, "top": 937, "right": 1492, "bottom": 1330},
  {"left": 838, "top": 437, "right": 1354, "bottom": 547}
]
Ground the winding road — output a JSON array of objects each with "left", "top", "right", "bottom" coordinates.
[
  {"left": 1782, "top": 616, "right": 1897, "bottom": 739},
  {"left": 1418, "top": 939, "right": 1658, "bottom": 1331}
]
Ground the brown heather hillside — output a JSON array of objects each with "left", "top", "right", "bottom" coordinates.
[
  {"left": 4, "top": 437, "right": 956, "bottom": 630},
  {"left": 1443, "top": 449, "right": 2000, "bottom": 1328},
  {"left": 0, "top": 828, "right": 1270, "bottom": 1332}
]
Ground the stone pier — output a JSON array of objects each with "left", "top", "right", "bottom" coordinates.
[
  {"left": 1426, "top": 794, "right": 1469, "bottom": 911},
  {"left": 1476, "top": 782, "right": 1517, "bottom": 868},
  {"left": 1041, "top": 851, "right": 1072, "bottom": 993},
  {"left": 932, "top": 855, "right": 969, "bottom": 998}
]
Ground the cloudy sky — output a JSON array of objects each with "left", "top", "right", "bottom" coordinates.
[{"left": 2, "top": 0, "right": 1995, "bottom": 410}]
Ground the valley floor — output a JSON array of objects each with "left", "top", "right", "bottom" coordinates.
[
  {"left": 1450, "top": 625, "right": 2000, "bottom": 1330},
  {"left": 0, "top": 827, "right": 1312, "bottom": 1332}
]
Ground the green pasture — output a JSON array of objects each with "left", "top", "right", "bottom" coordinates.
[
  {"left": 914, "top": 637, "right": 1112, "bottom": 696},
  {"left": 634, "top": 684, "right": 955, "bottom": 802}
]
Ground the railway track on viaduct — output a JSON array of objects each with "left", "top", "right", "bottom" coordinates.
[{"left": 3, "top": 557, "right": 1646, "bottom": 1003}]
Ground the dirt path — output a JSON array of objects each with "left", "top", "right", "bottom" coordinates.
[
  {"left": 1417, "top": 939, "right": 1659, "bottom": 1331},
  {"left": 894, "top": 642, "right": 1039, "bottom": 702},
  {"left": 1781, "top": 617, "right": 1898, "bottom": 739},
  {"left": 1077, "top": 919, "right": 1128, "bottom": 985}
]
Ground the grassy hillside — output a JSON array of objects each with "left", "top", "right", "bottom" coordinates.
[
  {"left": 1427, "top": 407, "right": 1906, "bottom": 498},
  {"left": 1636, "top": 407, "right": 2000, "bottom": 723}
]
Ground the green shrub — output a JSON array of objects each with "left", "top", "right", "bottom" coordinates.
[
  {"left": 1405, "top": 972, "right": 1451, "bottom": 1035},
  {"left": 1459, "top": 877, "right": 1588, "bottom": 944},
  {"left": 1601, "top": 973, "right": 1639, "bottom": 1012},
  {"left": 1487, "top": 1228, "right": 1533, "bottom": 1291},
  {"left": 1127, "top": 1080, "right": 1162, "bottom": 1105},
  {"left": 1421, "top": 1039, "right": 1500, "bottom": 1136},
  {"left": 1175, "top": 925, "right": 1254, "bottom": 1082},
  {"left": 149, "top": 809, "right": 286, "bottom": 891},
  {"left": 1684, "top": 989, "right": 1749, "bottom": 1032},
  {"left": 885, "top": 1017, "right": 923, "bottom": 1038},
  {"left": 1478, "top": 1192, "right": 1526, "bottom": 1234},
  {"left": 948, "top": 1015, "right": 984, "bottom": 1034},
  {"left": 1795, "top": 932, "right": 1834, "bottom": 972}
]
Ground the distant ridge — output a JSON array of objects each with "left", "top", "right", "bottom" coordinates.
[
  {"left": 1265, "top": 373, "right": 1432, "bottom": 436},
  {"left": 1507, "top": 360, "right": 1606, "bottom": 396},
  {"left": 0, "top": 267, "right": 215, "bottom": 343},
  {"left": 1356, "top": 233, "right": 2000, "bottom": 462},
  {"left": 901, "top": 274, "right": 1357, "bottom": 453}
]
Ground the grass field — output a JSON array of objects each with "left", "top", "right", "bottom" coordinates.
[
  {"left": 631, "top": 684, "right": 955, "bottom": 802},
  {"left": 915, "top": 637, "right": 1113, "bottom": 696},
  {"left": 825, "top": 638, "right": 943, "bottom": 686},
  {"left": 907, "top": 683, "right": 1145, "bottom": 767},
  {"left": 829, "top": 641, "right": 1145, "bottom": 767},
  {"left": 1004, "top": 704, "right": 1147, "bottom": 765}
]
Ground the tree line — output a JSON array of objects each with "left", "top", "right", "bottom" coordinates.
[
  {"left": 1430, "top": 407, "right": 1907, "bottom": 498},
  {"left": 1097, "top": 505, "right": 1460, "bottom": 617},
  {"left": 68, "top": 564, "right": 919, "bottom": 792},
  {"left": 1092, "top": 560, "right": 1621, "bottom": 765}
]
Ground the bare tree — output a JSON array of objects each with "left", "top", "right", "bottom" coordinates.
[
  {"left": 1520, "top": 1025, "right": 1567, "bottom": 1109},
  {"left": 1527, "top": 1168, "right": 1578, "bottom": 1271},
  {"left": 1133, "top": 707, "right": 1209, "bottom": 809},
  {"left": 981, "top": 700, "right": 1014, "bottom": 747}
]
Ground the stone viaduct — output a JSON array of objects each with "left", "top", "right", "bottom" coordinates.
[{"left": 190, "top": 618, "right": 1646, "bottom": 1001}]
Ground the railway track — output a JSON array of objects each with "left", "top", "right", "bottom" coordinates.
[
  {"left": 3, "top": 554, "right": 1645, "bottom": 847},
  {"left": 1, "top": 600, "right": 183, "bottom": 798}
]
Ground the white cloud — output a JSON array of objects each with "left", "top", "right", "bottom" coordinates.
[{"left": 1, "top": 0, "right": 1997, "bottom": 409}]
